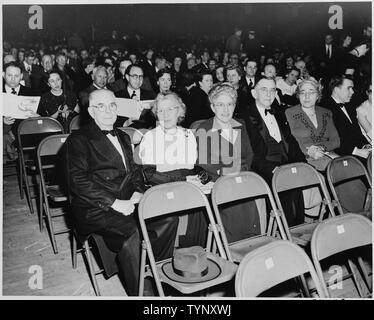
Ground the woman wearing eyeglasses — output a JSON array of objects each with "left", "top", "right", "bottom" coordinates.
[
  {"left": 138, "top": 91, "right": 207, "bottom": 251},
  {"left": 194, "top": 82, "right": 262, "bottom": 244},
  {"left": 285, "top": 78, "right": 340, "bottom": 171}
]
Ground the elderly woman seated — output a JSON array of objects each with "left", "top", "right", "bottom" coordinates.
[
  {"left": 138, "top": 91, "right": 207, "bottom": 250},
  {"left": 285, "top": 78, "right": 340, "bottom": 171},
  {"left": 194, "top": 82, "right": 262, "bottom": 243}
]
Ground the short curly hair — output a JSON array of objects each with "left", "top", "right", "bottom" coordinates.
[
  {"left": 151, "top": 91, "right": 186, "bottom": 124},
  {"left": 296, "top": 78, "right": 322, "bottom": 101},
  {"left": 208, "top": 82, "right": 238, "bottom": 104}
]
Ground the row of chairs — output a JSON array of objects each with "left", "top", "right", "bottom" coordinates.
[
  {"left": 236, "top": 213, "right": 372, "bottom": 297},
  {"left": 15, "top": 115, "right": 372, "bottom": 297}
]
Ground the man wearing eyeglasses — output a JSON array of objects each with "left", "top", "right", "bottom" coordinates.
[
  {"left": 65, "top": 89, "right": 153, "bottom": 296},
  {"left": 115, "top": 64, "right": 156, "bottom": 129},
  {"left": 237, "top": 77, "right": 306, "bottom": 226}
]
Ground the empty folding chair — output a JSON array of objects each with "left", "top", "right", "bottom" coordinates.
[
  {"left": 37, "top": 134, "right": 70, "bottom": 253},
  {"left": 327, "top": 155, "right": 372, "bottom": 219},
  {"left": 235, "top": 240, "right": 326, "bottom": 297},
  {"left": 68, "top": 114, "right": 81, "bottom": 133},
  {"left": 138, "top": 181, "right": 238, "bottom": 296},
  {"left": 17, "top": 117, "right": 65, "bottom": 214},
  {"left": 272, "top": 162, "right": 336, "bottom": 247},
  {"left": 211, "top": 171, "right": 287, "bottom": 263},
  {"left": 311, "top": 213, "right": 372, "bottom": 298}
]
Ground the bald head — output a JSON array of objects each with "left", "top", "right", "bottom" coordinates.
[
  {"left": 88, "top": 89, "right": 118, "bottom": 130},
  {"left": 3, "top": 54, "right": 16, "bottom": 64}
]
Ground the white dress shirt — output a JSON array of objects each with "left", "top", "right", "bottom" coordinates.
[
  {"left": 106, "top": 133, "right": 128, "bottom": 171},
  {"left": 4, "top": 84, "right": 20, "bottom": 95},
  {"left": 256, "top": 104, "right": 282, "bottom": 143}
]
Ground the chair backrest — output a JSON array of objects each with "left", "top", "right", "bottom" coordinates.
[
  {"left": 138, "top": 181, "right": 227, "bottom": 258},
  {"left": 17, "top": 117, "right": 65, "bottom": 149},
  {"left": 211, "top": 171, "right": 285, "bottom": 238},
  {"left": 326, "top": 156, "right": 371, "bottom": 214},
  {"left": 327, "top": 155, "right": 371, "bottom": 186},
  {"left": 190, "top": 119, "right": 206, "bottom": 130},
  {"left": 235, "top": 240, "right": 326, "bottom": 297},
  {"left": 311, "top": 213, "right": 372, "bottom": 262},
  {"left": 37, "top": 134, "right": 69, "bottom": 158},
  {"left": 69, "top": 115, "right": 81, "bottom": 133},
  {"left": 118, "top": 127, "right": 146, "bottom": 145}
]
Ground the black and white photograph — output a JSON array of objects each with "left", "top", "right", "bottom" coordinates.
[{"left": 1, "top": 0, "right": 372, "bottom": 301}]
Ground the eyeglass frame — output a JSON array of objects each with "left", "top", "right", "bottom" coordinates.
[
  {"left": 90, "top": 103, "right": 118, "bottom": 112},
  {"left": 128, "top": 74, "right": 144, "bottom": 80},
  {"left": 156, "top": 106, "right": 180, "bottom": 115}
]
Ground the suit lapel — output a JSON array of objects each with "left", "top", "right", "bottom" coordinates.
[{"left": 87, "top": 122, "right": 126, "bottom": 172}]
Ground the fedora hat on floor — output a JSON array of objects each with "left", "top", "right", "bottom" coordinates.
[{"left": 162, "top": 246, "right": 221, "bottom": 283}]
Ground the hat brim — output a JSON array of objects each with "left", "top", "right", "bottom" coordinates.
[{"left": 162, "top": 258, "right": 221, "bottom": 284}]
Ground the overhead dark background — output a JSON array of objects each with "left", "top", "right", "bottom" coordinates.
[{"left": 2, "top": 2, "right": 371, "bottom": 46}]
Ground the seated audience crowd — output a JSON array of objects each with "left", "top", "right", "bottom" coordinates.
[{"left": 3, "top": 25, "right": 372, "bottom": 296}]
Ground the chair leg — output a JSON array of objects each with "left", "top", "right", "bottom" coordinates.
[
  {"left": 38, "top": 180, "right": 44, "bottom": 232},
  {"left": 138, "top": 247, "right": 147, "bottom": 296},
  {"left": 297, "top": 275, "right": 311, "bottom": 298},
  {"left": 72, "top": 232, "right": 77, "bottom": 269},
  {"left": 357, "top": 256, "right": 372, "bottom": 293},
  {"left": 43, "top": 201, "right": 58, "bottom": 254},
  {"left": 23, "top": 168, "right": 34, "bottom": 214},
  {"left": 17, "top": 155, "right": 24, "bottom": 200},
  {"left": 347, "top": 258, "right": 365, "bottom": 297},
  {"left": 84, "top": 241, "right": 101, "bottom": 296}
]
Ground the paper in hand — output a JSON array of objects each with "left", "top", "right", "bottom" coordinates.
[{"left": 2, "top": 93, "right": 40, "bottom": 119}]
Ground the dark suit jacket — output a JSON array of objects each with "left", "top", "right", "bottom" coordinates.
[
  {"left": 115, "top": 88, "right": 156, "bottom": 129},
  {"left": 3, "top": 83, "right": 35, "bottom": 135},
  {"left": 195, "top": 117, "right": 254, "bottom": 181},
  {"left": 237, "top": 101, "right": 306, "bottom": 182},
  {"left": 30, "top": 66, "right": 50, "bottom": 95},
  {"left": 65, "top": 121, "right": 145, "bottom": 236},
  {"left": 20, "top": 62, "right": 35, "bottom": 88},
  {"left": 322, "top": 97, "right": 367, "bottom": 155}
]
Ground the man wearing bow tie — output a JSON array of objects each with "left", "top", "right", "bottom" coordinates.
[
  {"left": 237, "top": 77, "right": 306, "bottom": 225},
  {"left": 66, "top": 89, "right": 177, "bottom": 295},
  {"left": 323, "top": 75, "right": 370, "bottom": 159}
]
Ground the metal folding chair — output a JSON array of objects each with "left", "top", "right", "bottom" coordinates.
[
  {"left": 272, "top": 162, "right": 336, "bottom": 247},
  {"left": 17, "top": 117, "right": 65, "bottom": 214},
  {"left": 311, "top": 213, "right": 372, "bottom": 298},
  {"left": 138, "top": 181, "right": 238, "bottom": 296},
  {"left": 37, "top": 134, "right": 70, "bottom": 253},
  {"left": 327, "top": 155, "right": 372, "bottom": 219},
  {"left": 68, "top": 114, "right": 81, "bottom": 133},
  {"left": 72, "top": 232, "right": 119, "bottom": 296},
  {"left": 211, "top": 171, "right": 287, "bottom": 263},
  {"left": 367, "top": 152, "right": 372, "bottom": 177},
  {"left": 235, "top": 240, "right": 326, "bottom": 297}
]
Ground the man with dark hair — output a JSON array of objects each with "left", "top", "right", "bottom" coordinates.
[
  {"left": 3, "top": 62, "right": 36, "bottom": 162},
  {"left": 322, "top": 75, "right": 370, "bottom": 159},
  {"left": 20, "top": 51, "right": 35, "bottom": 88},
  {"left": 115, "top": 64, "right": 156, "bottom": 128}
]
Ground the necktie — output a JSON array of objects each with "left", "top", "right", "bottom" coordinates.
[
  {"left": 265, "top": 108, "right": 275, "bottom": 116},
  {"left": 338, "top": 103, "right": 345, "bottom": 109},
  {"left": 11, "top": 88, "right": 17, "bottom": 95},
  {"left": 131, "top": 90, "right": 137, "bottom": 99},
  {"left": 102, "top": 129, "right": 117, "bottom": 136},
  {"left": 249, "top": 79, "right": 253, "bottom": 88},
  {"left": 327, "top": 45, "right": 331, "bottom": 59}
]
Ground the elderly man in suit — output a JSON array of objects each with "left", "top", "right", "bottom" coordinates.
[
  {"left": 115, "top": 64, "right": 156, "bottom": 129},
  {"left": 65, "top": 89, "right": 177, "bottom": 296},
  {"left": 237, "top": 77, "right": 306, "bottom": 226}
]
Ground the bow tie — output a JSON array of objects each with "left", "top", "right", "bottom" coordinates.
[
  {"left": 337, "top": 103, "right": 345, "bottom": 109},
  {"left": 102, "top": 129, "right": 117, "bottom": 136},
  {"left": 264, "top": 108, "right": 275, "bottom": 116}
]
